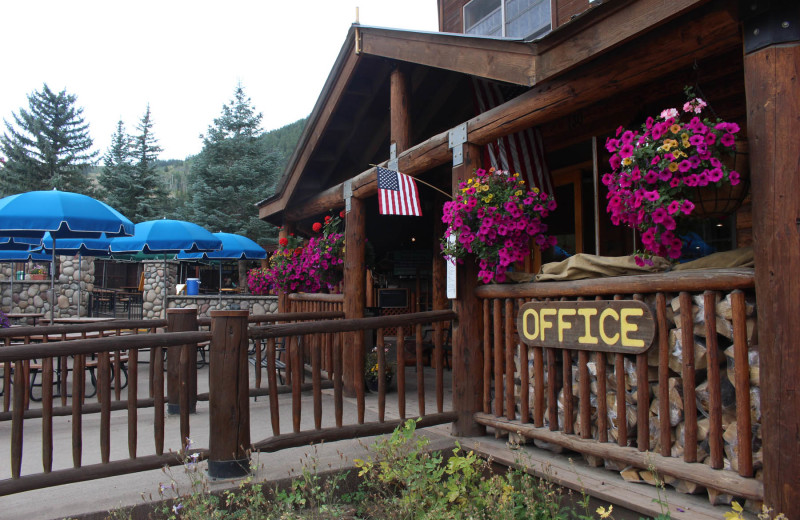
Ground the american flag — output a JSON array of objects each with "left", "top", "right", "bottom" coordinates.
[
  {"left": 472, "top": 78, "right": 554, "bottom": 197},
  {"left": 377, "top": 166, "right": 422, "bottom": 216}
]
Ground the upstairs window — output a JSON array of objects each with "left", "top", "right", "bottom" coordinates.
[{"left": 464, "top": 0, "right": 551, "bottom": 39}]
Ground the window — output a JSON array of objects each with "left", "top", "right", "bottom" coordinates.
[{"left": 464, "top": 0, "right": 551, "bottom": 39}]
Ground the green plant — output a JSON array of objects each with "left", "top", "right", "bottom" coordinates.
[{"left": 30, "top": 264, "right": 47, "bottom": 275}]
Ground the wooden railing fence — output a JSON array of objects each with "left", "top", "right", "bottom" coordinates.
[
  {"left": 248, "top": 309, "right": 457, "bottom": 453},
  {"left": 473, "top": 268, "right": 763, "bottom": 504},
  {"left": 0, "top": 308, "right": 456, "bottom": 494}
]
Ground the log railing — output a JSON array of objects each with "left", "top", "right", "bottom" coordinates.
[
  {"left": 0, "top": 319, "right": 166, "bottom": 414},
  {"left": 0, "top": 327, "right": 210, "bottom": 495},
  {"left": 0, "top": 308, "right": 457, "bottom": 494},
  {"left": 288, "top": 292, "right": 344, "bottom": 379},
  {"left": 249, "top": 309, "right": 458, "bottom": 453},
  {"left": 473, "top": 268, "right": 763, "bottom": 503}
]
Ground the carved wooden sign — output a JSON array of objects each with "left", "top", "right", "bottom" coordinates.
[{"left": 517, "top": 300, "right": 655, "bottom": 354}]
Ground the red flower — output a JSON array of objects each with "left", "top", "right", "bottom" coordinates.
[
  {"left": 312, "top": 222, "right": 323, "bottom": 232},
  {"left": 324, "top": 216, "right": 331, "bottom": 224},
  {"left": 278, "top": 237, "right": 288, "bottom": 247},
  {"left": 339, "top": 210, "right": 346, "bottom": 218}
]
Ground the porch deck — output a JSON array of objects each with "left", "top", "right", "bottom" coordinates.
[{"left": 0, "top": 357, "right": 726, "bottom": 520}]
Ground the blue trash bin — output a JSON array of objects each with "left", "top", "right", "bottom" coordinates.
[{"left": 186, "top": 278, "right": 200, "bottom": 295}]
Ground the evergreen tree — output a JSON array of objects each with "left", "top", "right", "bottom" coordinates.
[
  {"left": 97, "top": 106, "right": 167, "bottom": 222},
  {"left": 189, "top": 84, "right": 282, "bottom": 245},
  {"left": 0, "top": 83, "right": 96, "bottom": 195},
  {"left": 97, "top": 120, "right": 136, "bottom": 217},
  {"left": 129, "top": 105, "right": 167, "bottom": 221}
]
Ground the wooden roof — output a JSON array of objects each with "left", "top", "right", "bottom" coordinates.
[{"left": 257, "top": 0, "right": 727, "bottom": 225}]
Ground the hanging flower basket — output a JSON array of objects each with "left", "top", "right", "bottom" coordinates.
[
  {"left": 602, "top": 88, "right": 744, "bottom": 261},
  {"left": 250, "top": 211, "right": 345, "bottom": 294},
  {"left": 691, "top": 140, "right": 749, "bottom": 219},
  {"left": 441, "top": 168, "right": 557, "bottom": 283}
]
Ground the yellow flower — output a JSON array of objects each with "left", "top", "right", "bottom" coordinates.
[
  {"left": 514, "top": 190, "right": 522, "bottom": 196},
  {"left": 674, "top": 150, "right": 687, "bottom": 158},
  {"left": 533, "top": 187, "right": 539, "bottom": 193},
  {"left": 486, "top": 194, "right": 493, "bottom": 201},
  {"left": 681, "top": 132, "right": 689, "bottom": 141},
  {"left": 621, "top": 157, "right": 633, "bottom": 166},
  {"left": 668, "top": 162, "right": 679, "bottom": 172},
  {"left": 596, "top": 505, "right": 613, "bottom": 518},
  {"left": 519, "top": 180, "right": 525, "bottom": 185},
  {"left": 670, "top": 124, "right": 681, "bottom": 134},
  {"left": 513, "top": 172, "right": 519, "bottom": 177}
]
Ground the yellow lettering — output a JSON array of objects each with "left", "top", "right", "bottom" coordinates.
[
  {"left": 620, "top": 308, "right": 644, "bottom": 347},
  {"left": 540, "top": 308, "right": 556, "bottom": 341},
  {"left": 522, "top": 308, "right": 539, "bottom": 341},
  {"left": 557, "top": 308, "right": 576, "bottom": 342},
  {"left": 577, "top": 308, "right": 598, "bottom": 344},
  {"left": 599, "top": 308, "right": 619, "bottom": 345}
]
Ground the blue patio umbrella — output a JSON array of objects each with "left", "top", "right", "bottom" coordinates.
[
  {"left": 109, "top": 219, "right": 222, "bottom": 308},
  {"left": 39, "top": 233, "right": 112, "bottom": 316},
  {"left": 178, "top": 232, "right": 266, "bottom": 298},
  {"left": 0, "top": 190, "right": 134, "bottom": 319}
]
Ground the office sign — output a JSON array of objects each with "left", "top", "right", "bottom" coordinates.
[{"left": 517, "top": 300, "right": 655, "bottom": 354}]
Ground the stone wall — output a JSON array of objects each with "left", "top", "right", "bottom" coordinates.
[
  {"left": 168, "top": 295, "right": 278, "bottom": 318},
  {"left": 141, "top": 260, "right": 178, "bottom": 319},
  {"left": 0, "top": 256, "right": 94, "bottom": 320}
]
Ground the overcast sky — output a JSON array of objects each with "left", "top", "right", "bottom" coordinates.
[{"left": 0, "top": 1, "right": 439, "bottom": 160}]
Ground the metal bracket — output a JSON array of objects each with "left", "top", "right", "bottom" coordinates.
[
  {"left": 343, "top": 180, "right": 353, "bottom": 213},
  {"left": 388, "top": 143, "right": 398, "bottom": 171},
  {"left": 740, "top": 0, "right": 800, "bottom": 54},
  {"left": 448, "top": 123, "right": 467, "bottom": 167}
]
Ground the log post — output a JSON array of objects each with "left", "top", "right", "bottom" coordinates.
[
  {"left": 343, "top": 196, "right": 366, "bottom": 405},
  {"left": 166, "top": 308, "right": 198, "bottom": 415},
  {"left": 391, "top": 66, "right": 411, "bottom": 153},
  {"left": 451, "top": 142, "right": 485, "bottom": 436},
  {"left": 208, "top": 310, "right": 250, "bottom": 479},
  {"left": 742, "top": 6, "right": 800, "bottom": 513}
]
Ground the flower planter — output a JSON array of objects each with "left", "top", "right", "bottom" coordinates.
[
  {"left": 30, "top": 274, "right": 46, "bottom": 280},
  {"left": 366, "top": 374, "right": 393, "bottom": 393}
]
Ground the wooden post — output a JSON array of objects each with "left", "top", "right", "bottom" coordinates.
[
  {"left": 166, "top": 308, "right": 198, "bottom": 415},
  {"left": 743, "top": 18, "right": 800, "bottom": 513},
  {"left": 208, "top": 310, "right": 250, "bottom": 479},
  {"left": 343, "top": 196, "right": 366, "bottom": 407},
  {"left": 451, "top": 142, "right": 485, "bottom": 436},
  {"left": 391, "top": 66, "right": 411, "bottom": 154}
]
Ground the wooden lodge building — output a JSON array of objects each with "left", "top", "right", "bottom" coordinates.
[{"left": 257, "top": 0, "right": 800, "bottom": 515}]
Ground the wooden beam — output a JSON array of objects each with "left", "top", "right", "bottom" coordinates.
[
  {"left": 274, "top": 3, "right": 741, "bottom": 223},
  {"left": 744, "top": 40, "right": 800, "bottom": 515},
  {"left": 360, "top": 28, "right": 536, "bottom": 86}
]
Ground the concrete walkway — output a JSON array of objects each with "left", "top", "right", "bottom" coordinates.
[{"left": 0, "top": 357, "right": 734, "bottom": 519}]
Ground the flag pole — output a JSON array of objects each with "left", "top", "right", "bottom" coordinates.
[{"left": 369, "top": 164, "right": 453, "bottom": 200}]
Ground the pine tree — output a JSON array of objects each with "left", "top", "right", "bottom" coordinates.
[
  {"left": 0, "top": 83, "right": 96, "bottom": 195},
  {"left": 97, "top": 107, "right": 168, "bottom": 222},
  {"left": 97, "top": 120, "right": 136, "bottom": 217},
  {"left": 129, "top": 105, "right": 167, "bottom": 221},
  {"left": 189, "top": 84, "right": 281, "bottom": 245}
]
